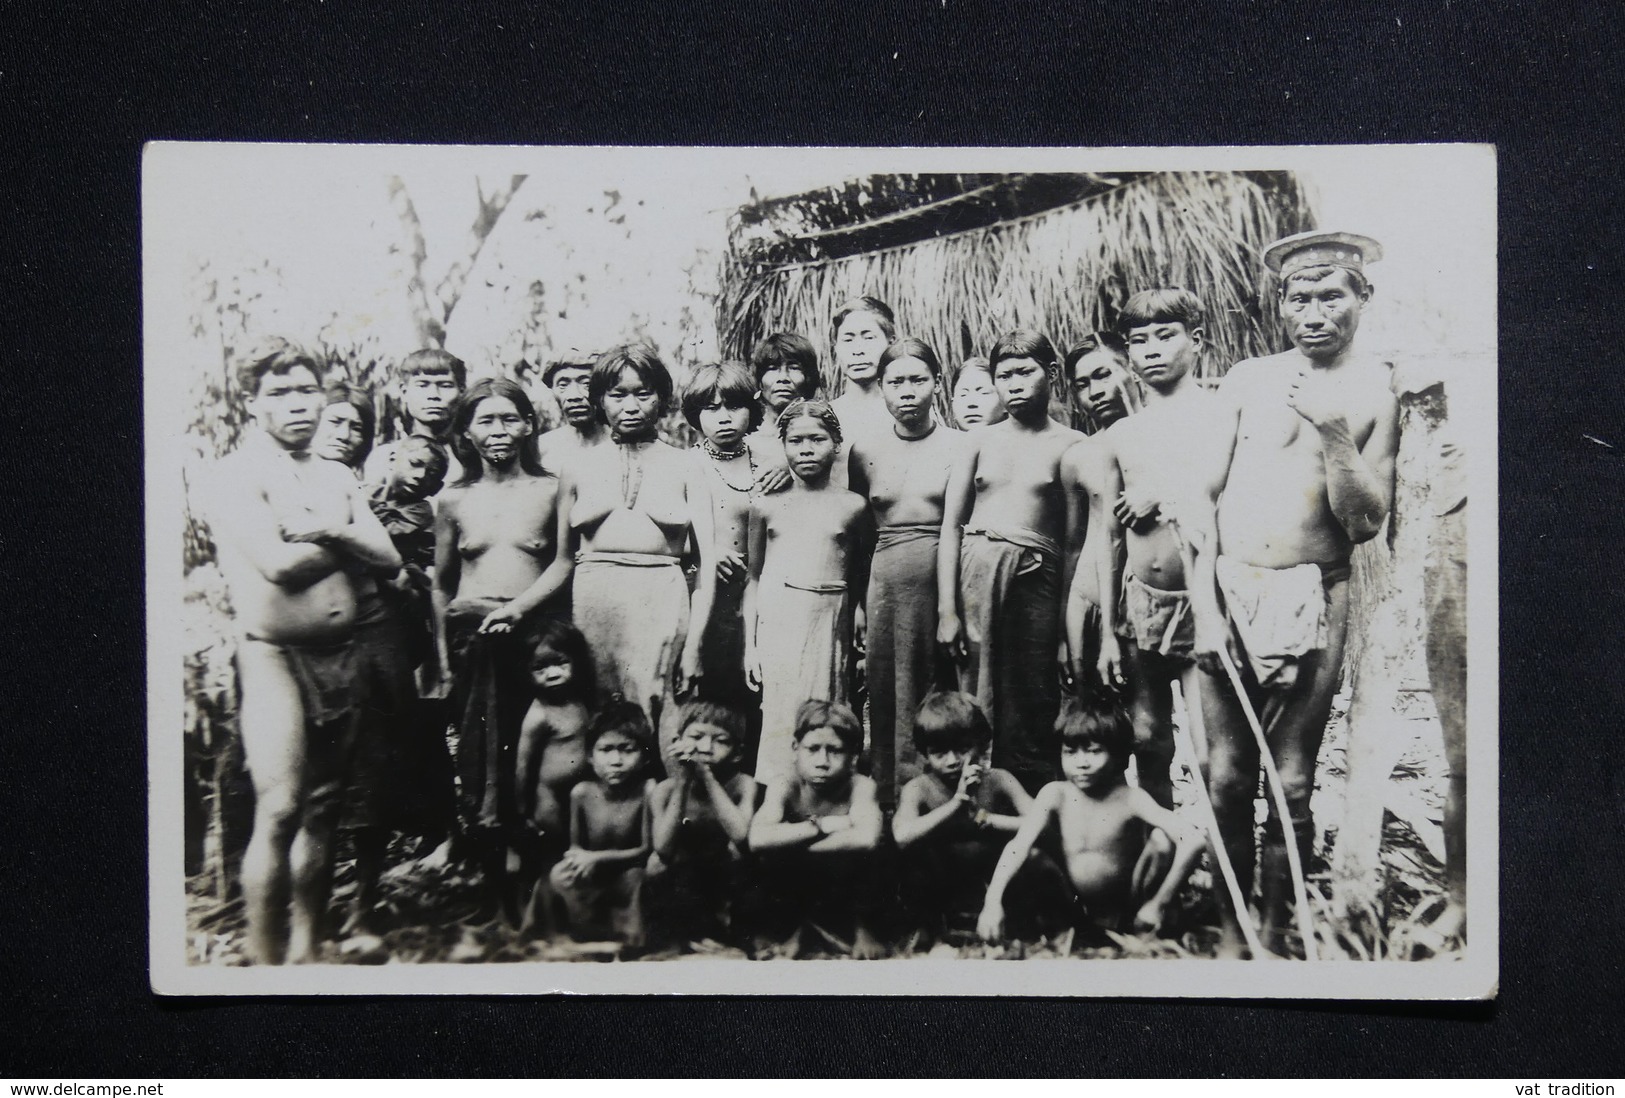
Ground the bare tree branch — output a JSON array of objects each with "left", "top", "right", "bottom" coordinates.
[
  {"left": 434, "top": 173, "right": 528, "bottom": 326},
  {"left": 388, "top": 174, "right": 443, "bottom": 348}
]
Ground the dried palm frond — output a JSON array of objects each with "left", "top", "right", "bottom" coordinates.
[{"left": 717, "top": 171, "right": 1315, "bottom": 420}]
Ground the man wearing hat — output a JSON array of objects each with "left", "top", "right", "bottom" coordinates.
[{"left": 1185, "top": 230, "right": 1400, "bottom": 956}]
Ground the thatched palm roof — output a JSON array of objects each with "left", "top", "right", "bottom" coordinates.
[{"left": 718, "top": 170, "right": 1316, "bottom": 408}]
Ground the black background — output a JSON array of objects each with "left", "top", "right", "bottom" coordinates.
[{"left": 4, "top": 0, "right": 1622, "bottom": 1078}]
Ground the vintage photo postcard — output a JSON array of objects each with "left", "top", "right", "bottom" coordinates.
[{"left": 146, "top": 142, "right": 1497, "bottom": 998}]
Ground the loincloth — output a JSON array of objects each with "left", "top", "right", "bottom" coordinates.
[
  {"left": 1215, "top": 556, "right": 1349, "bottom": 689},
  {"left": 1115, "top": 574, "right": 1195, "bottom": 661},
  {"left": 280, "top": 639, "right": 359, "bottom": 727}
]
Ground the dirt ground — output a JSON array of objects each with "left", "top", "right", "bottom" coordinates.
[{"left": 184, "top": 687, "right": 1459, "bottom": 966}]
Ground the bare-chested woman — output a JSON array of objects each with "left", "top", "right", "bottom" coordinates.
[
  {"left": 433, "top": 378, "right": 573, "bottom": 919},
  {"left": 848, "top": 338, "right": 967, "bottom": 806},
  {"left": 207, "top": 340, "right": 401, "bottom": 963},
  {"left": 560, "top": 344, "right": 716, "bottom": 757}
]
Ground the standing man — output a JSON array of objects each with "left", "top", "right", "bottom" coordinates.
[
  {"left": 364, "top": 348, "right": 468, "bottom": 488},
  {"left": 1092, "top": 292, "right": 1224, "bottom": 810},
  {"left": 848, "top": 337, "right": 967, "bottom": 806},
  {"left": 1188, "top": 231, "right": 1399, "bottom": 956},
  {"left": 208, "top": 339, "right": 401, "bottom": 964},
  {"left": 536, "top": 355, "right": 606, "bottom": 474},
  {"left": 1059, "top": 333, "right": 1136, "bottom": 696},
  {"left": 938, "top": 330, "right": 1085, "bottom": 793}
]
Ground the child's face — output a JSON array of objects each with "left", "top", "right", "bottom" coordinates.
[
  {"left": 783, "top": 417, "right": 837, "bottom": 481},
  {"left": 1061, "top": 740, "right": 1122, "bottom": 791},
  {"left": 992, "top": 356, "right": 1051, "bottom": 417},
  {"left": 1126, "top": 321, "right": 1202, "bottom": 389},
  {"left": 922, "top": 741, "right": 979, "bottom": 781},
  {"left": 591, "top": 729, "right": 645, "bottom": 786},
  {"left": 698, "top": 397, "right": 752, "bottom": 450},
  {"left": 1069, "top": 350, "right": 1131, "bottom": 428},
  {"left": 391, "top": 448, "right": 438, "bottom": 500},
  {"left": 530, "top": 644, "right": 575, "bottom": 693},
  {"left": 676, "top": 720, "right": 738, "bottom": 766},
  {"left": 951, "top": 369, "right": 1006, "bottom": 429},
  {"left": 794, "top": 726, "right": 854, "bottom": 786},
  {"left": 880, "top": 355, "right": 938, "bottom": 429},
  {"left": 403, "top": 371, "right": 461, "bottom": 428}
]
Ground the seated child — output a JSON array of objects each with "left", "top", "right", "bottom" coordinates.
[
  {"left": 745, "top": 699, "right": 887, "bottom": 959},
  {"left": 978, "top": 699, "right": 1202, "bottom": 942},
  {"left": 537, "top": 700, "right": 656, "bottom": 945},
  {"left": 645, "top": 701, "right": 762, "bottom": 948},
  {"left": 894, "top": 691, "right": 1068, "bottom": 939},
  {"left": 515, "top": 620, "right": 596, "bottom": 858}
]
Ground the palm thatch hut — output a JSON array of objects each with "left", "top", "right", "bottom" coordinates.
[{"left": 716, "top": 170, "right": 1317, "bottom": 419}]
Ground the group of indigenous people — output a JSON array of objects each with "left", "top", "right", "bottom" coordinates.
[{"left": 207, "top": 229, "right": 1464, "bottom": 964}]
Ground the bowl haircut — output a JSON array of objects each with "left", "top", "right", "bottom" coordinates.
[
  {"left": 749, "top": 332, "right": 822, "bottom": 398},
  {"left": 1116, "top": 288, "right": 1207, "bottom": 335},
  {"left": 236, "top": 336, "right": 324, "bottom": 398},
  {"left": 987, "top": 328, "right": 1059, "bottom": 373},
  {"left": 792, "top": 699, "right": 864, "bottom": 754},
  {"left": 586, "top": 697, "right": 658, "bottom": 759},
  {"left": 680, "top": 361, "right": 765, "bottom": 432},
  {"left": 914, "top": 691, "right": 994, "bottom": 756},
  {"left": 1056, "top": 698, "right": 1134, "bottom": 763},
  {"left": 589, "top": 343, "right": 674, "bottom": 422},
  {"left": 542, "top": 356, "right": 596, "bottom": 388},
  {"left": 397, "top": 347, "right": 468, "bottom": 389},
  {"left": 674, "top": 700, "right": 748, "bottom": 748},
  {"left": 877, "top": 337, "right": 944, "bottom": 381}
]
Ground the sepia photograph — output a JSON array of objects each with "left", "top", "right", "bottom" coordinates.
[{"left": 144, "top": 143, "right": 1497, "bottom": 997}]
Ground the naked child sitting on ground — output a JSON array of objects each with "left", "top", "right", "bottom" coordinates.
[
  {"left": 206, "top": 339, "right": 401, "bottom": 965},
  {"left": 1187, "top": 230, "right": 1400, "bottom": 957}
]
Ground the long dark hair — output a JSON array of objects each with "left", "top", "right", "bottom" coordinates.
[
  {"left": 528, "top": 618, "right": 597, "bottom": 705},
  {"left": 877, "top": 337, "right": 943, "bottom": 380},
  {"left": 448, "top": 378, "right": 544, "bottom": 485}
]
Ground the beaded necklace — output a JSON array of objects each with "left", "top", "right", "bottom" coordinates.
[{"left": 700, "top": 438, "right": 756, "bottom": 493}]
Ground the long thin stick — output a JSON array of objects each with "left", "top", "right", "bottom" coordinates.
[
  {"left": 1170, "top": 680, "right": 1266, "bottom": 958},
  {"left": 1213, "top": 646, "right": 1320, "bottom": 961},
  {"left": 1168, "top": 517, "right": 1319, "bottom": 960}
]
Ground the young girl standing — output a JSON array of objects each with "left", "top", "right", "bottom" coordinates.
[{"left": 745, "top": 400, "right": 871, "bottom": 787}]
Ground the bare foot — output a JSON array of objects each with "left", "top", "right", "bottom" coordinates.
[
  {"left": 852, "top": 924, "right": 886, "bottom": 960},
  {"left": 1213, "top": 921, "right": 1250, "bottom": 960}
]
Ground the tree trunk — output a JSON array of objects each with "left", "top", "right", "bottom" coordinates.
[
  {"left": 1332, "top": 361, "right": 1446, "bottom": 925},
  {"left": 390, "top": 173, "right": 528, "bottom": 351}
]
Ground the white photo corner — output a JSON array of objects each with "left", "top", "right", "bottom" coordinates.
[{"left": 144, "top": 143, "right": 1497, "bottom": 998}]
